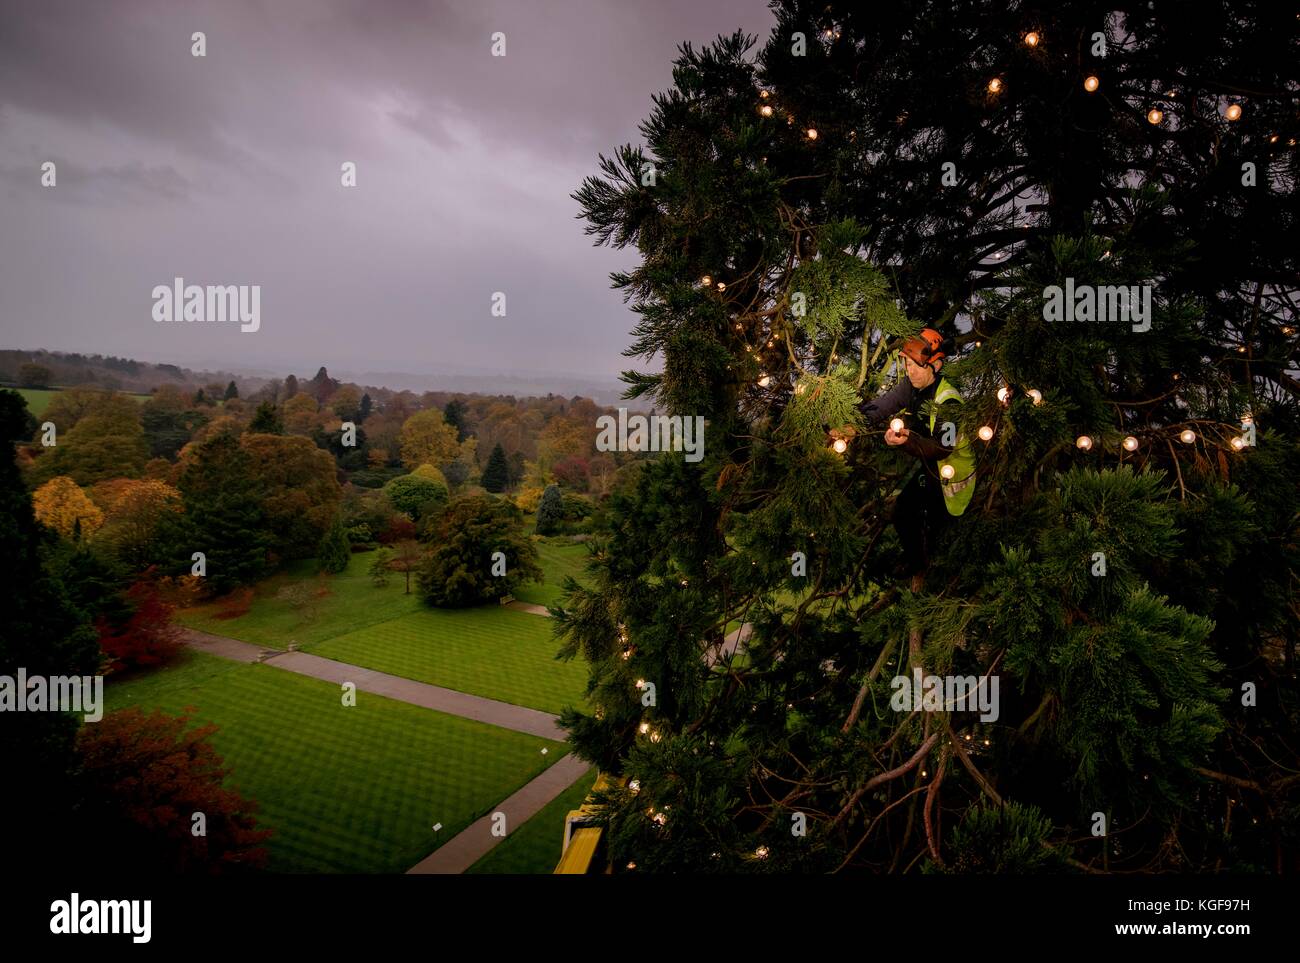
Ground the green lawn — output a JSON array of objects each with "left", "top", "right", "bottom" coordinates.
[
  {"left": 514, "top": 539, "right": 591, "bottom": 607},
  {"left": 180, "top": 551, "right": 588, "bottom": 713},
  {"left": 15, "top": 387, "right": 149, "bottom": 417},
  {"left": 179, "top": 553, "right": 424, "bottom": 647},
  {"left": 307, "top": 605, "right": 587, "bottom": 714},
  {"left": 104, "top": 649, "right": 569, "bottom": 873},
  {"left": 467, "top": 766, "right": 598, "bottom": 874}
]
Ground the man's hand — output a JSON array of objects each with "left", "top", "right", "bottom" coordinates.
[{"left": 885, "top": 427, "right": 910, "bottom": 446}]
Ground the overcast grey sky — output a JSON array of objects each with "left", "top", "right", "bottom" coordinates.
[{"left": 0, "top": 0, "right": 774, "bottom": 383}]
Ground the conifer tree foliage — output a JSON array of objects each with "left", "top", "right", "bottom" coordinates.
[
  {"left": 535, "top": 483, "right": 565, "bottom": 535},
  {"left": 481, "top": 442, "right": 511, "bottom": 493},
  {"left": 563, "top": 3, "right": 1298, "bottom": 873},
  {"left": 416, "top": 496, "right": 542, "bottom": 607}
]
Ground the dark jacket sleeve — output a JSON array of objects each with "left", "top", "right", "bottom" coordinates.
[
  {"left": 860, "top": 379, "right": 914, "bottom": 426},
  {"left": 901, "top": 433, "right": 952, "bottom": 461}
]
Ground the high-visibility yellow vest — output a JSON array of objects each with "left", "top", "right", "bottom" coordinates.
[{"left": 927, "top": 378, "right": 976, "bottom": 517}]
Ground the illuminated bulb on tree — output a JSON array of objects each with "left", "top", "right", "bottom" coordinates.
[
  {"left": 939, "top": 464, "right": 955, "bottom": 480},
  {"left": 717, "top": 281, "right": 726, "bottom": 291},
  {"left": 1083, "top": 75, "right": 1100, "bottom": 92},
  {"left": 1123, "top": 436, "right": 1139, "bottom": 451},
  {"left": 638, "top": 722, "right": 649, "bottom": 734},
  {"left": 806, "top": 128, "right": 818, "bottom": 140},
  {"left": 996, "top": 386, "right": 1010, "bottom": 404},
  {"left": 1225, "top": 103, "right": 1242, "bottom": 121},
  {"left": 831, "top": 438, "right": 848, "bottom": 454},
  {"left": 1076, "top": 435, "right": 1093, "bottom": 450},
  {"left": 759, "top": 89, "right": 769, "bottom": 99},
  {"left": 889, "top": 417, "right": 905, "bottom": 433},
  {"left": 1231, "top": 437, "right": 1246, "bottom": 451},
  {"left": 628, "top": 780, "right": 640, "bottom": 793},
  {"left": 1147, "top": 108, "right": 1164, "bottom": 125},
  {"left": 1179, "top": 429, "right": 1196, "bottom": 444},
  {"left": 760, "top": 104, "right": 773, "bottom": 117},
  {"left": 1027, "top": 388, "right": 1043, "bottom": 404},
  {"left": 988, "top": 77, "right": 1002, "bottom": 93},
  {"left": 701, "top": 275, "right": 712, "bottom": 286},
  {"left": 977, "top": 426, "right": 994, "bottom": 441},
  {"left": 758, "top": 374, "right": 771, "bottom": 387},
  {"left": 1024, "top": 31, "right": 1040, "bottom": 46}
]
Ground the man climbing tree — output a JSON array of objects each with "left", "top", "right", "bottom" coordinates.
[{"left": 559, "top": 1, "right": 1298, "bottom": 874}]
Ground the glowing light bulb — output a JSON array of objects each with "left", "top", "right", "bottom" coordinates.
[
  {"left": 889, "top": 417, "right": 905, "bottom": 433},
  {"left": 1024, "top": 31, "right": 1040, "bottom": 46},
  {"left": 1123, "top": 436, "right": 1139, "bottom": 451},
  {"left": 701, "top": 275, "right": 712, "bottom": 286},
  {"left": 636, "top": 679, "right": 646, "bottom": 689},
  {"left": 978, "top": 426, "right": 994, "bottom": 441},
  {"left": 759, "top": 89, "right": 770, "bottom": 99},
  {"left": 755, "top": 846, "right": 769, "bottom": 859},
  {"left": 1027, "top": 388, "right": 1043, "bottom": 404},
  {"left": 650, "top": 731, "right": 661, "bottom": 743},
  {"left": 988, "top": 77, "right": 1003, "bottom": 94},
  {"left": 1225, "top": 103, "right": 1242, "bottom": 121},
  {"left": 1076, "top": 435, "right": 1093, "bottom": 450},
  {"left": 831, "top": 438, "right": 848, "bottom": 454},
  {"left": 1179, "top": 429, "right": 1196, "bottom": 444},
  {"left": 758, "top": 374, "right": 771, "bottom": 387},
  {"left": 760, "top": 104, "right": 773, "bottom": 117},
  {"left": 996, "top": 386, "right": 1010, "bottom": 404},
  {"left": 1231, "top": 436, "right": 1245, "bottom": 451},
  {"left": 1147, "top": 108, "right": 1164, "bottom": 125},
  {"left": 638, "top": 722, "right": 649, "bottom": 734},
  {"left": 629, "top": 780, "right": 640, "bottom": 793},
  {"left": 716, "top": 281, "right": 726, "bottom": 291},
  {"left": 940, "top": 464, "right": 956, "bottom": 480},
  {"left": 1083, "top": 75, "right": 1100, "bottom": 92},
  {"left": 806, "top": 128, "right": 818, "bottom": 140}
]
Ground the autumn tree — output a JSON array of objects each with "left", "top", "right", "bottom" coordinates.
[
  {"left": 32, "top": 393, "right": 149, "bottom": 485},
  {"left": 391, "top": 539, "right": 423, "bottom": 595},
  {"left": 399, "top": 409, "right": 464, "bottom": 470},
  {"left": 33, "top": 475, "right": 104, "bottom": 540},
  {"left": 18, "top": 361, "right": 52, "bottom": 388},
  {"left": 76, "top": 707, "right": 272, "bottom": 873},
  {"left": 240, "top": 433, "right": 341, "bottom": 559},
  {"left": 96, "top": 579, "right": 183, "bottom": 672},
  {"left": 91, "top": 478, "right": 183, "bottom": 567}
]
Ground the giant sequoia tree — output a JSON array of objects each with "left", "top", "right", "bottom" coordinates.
[{"left": 561, "top": 1, "right": 1298, "bottom": 873}]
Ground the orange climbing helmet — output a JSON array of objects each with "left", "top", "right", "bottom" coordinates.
[{"left": 900, "top": 327, "right": 946, "bottom": 367}]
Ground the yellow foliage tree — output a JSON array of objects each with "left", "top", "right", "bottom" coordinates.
[
  {"left": 399, "top": 410, "right": 463, "bottom": 471},
  {"left": 33, "top": 476, "right": 105, "bottom": 539}
]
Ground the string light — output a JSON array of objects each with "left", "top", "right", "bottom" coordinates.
[
  {"left": 758, "top": 374, "right": 771, "bottom": 387},
  {"left": 939, "top": 464, "right": 956, "bottom": 480},
  {"left": 760, "top": 104, "right": 774, "bottom": 117},
  {"left": 996, "top": 386, "right": 1011, "bottom": 404},
  {"left": 1147, "top": 108, "right": 1164, "bottom": 125},
  {"left": 1123, "top": 436, "right": 1139, "bottom": 451},
  {"left": 701, "top": 275, "right": 712, "bottom": 286},
  {"left": 716, "top": 281, "right": 726, "bottom": 292},
  {"left": 635, "top": 679, "right": 646, "bottom": 689},
  {"left": 1027, "top": 388, "right": 1043, "bottom": 405},
  {"left": 629, "top": 780, "right": 640, "bottom": 793},
  {"left": 650, "top": 730, "right": 662, "bottom": 743},
  {"left": 755, "top": 846, "right": 769, "bottom": 859},
  {"left": 759, "top": 89, "right": 769, "bottom": 100},
  {"left": 638, "top": 721, "right": 650, "bottom": 734},
  {"left": 977, "top": 426, "right": 994, "bottom": 441},
  {"left": 806, "top": 128, "right": 818, "bottom": 140},
  {"left": 1083, "top": 75, "right": 1100, "bottom": 92},
  {"left": 1231, "top": 437, "right": 1246, "bottom": 451},
  {"left": 889, "top": 417, "right": 905, "bottom": 433},
  {"left": 1224, "top": 103, "right": 1242, "bottom": 121},
  {"left": 626, "top": 862, "right": 636, "bottom": 870},
  {"left": 1023, "top": 31, "right": 1040, "bottom": 46},
  {"left": 831, "top": 437, "right": 848, "bottom": 454},
  {"left": 988, "top": 77, "right": 1003, "bottom": 94},
  {"left": 1076, "top": 435, "right": 1093, "bottom": 450},
  {"left": 1179, "top": 429, "right": 1196, "bottom": 444}
]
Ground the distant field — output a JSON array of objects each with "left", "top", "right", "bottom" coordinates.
[
  {"left": 15, "top": 386, "right": 150, "bottom": 417},
  {"left": 105, "top": 649, "right": 570, "bottom": 873},
  {"left": 467, "top": 766, "right": 597, "bottom": 874}
]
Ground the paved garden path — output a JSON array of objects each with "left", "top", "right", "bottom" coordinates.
[
  {"left": 178, "top": 628, "right": 563, "bottom": 739},
  {"left": 504, "top": 600, "right": 551, "bottom": 616},
  {"left": 407, "top": 755, "right": 592, "bottom": 875}
]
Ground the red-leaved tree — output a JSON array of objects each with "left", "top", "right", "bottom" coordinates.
[
  {"left": 96, "top": 579, "right": 183, "bottom": 672},
  {"left": 76, "top": 707, "right": 273, "bottom": 873}
]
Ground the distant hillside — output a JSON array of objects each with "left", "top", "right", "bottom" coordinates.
[{"left": 0, "top": 349, "right": 252, "bottom": 395}]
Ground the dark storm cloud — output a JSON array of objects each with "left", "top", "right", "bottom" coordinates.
[{"left": 0, "top": 0, "right": 775, "bottom": 382}]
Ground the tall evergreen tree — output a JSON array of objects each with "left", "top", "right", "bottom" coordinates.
[
  {"left": 249, "top": 400, "right": 283, "bottom": 435},
  {"left": 317, "top": 517, "right": 351, "bottom": 574},
  {"left": 172, "top": 433, "right": 271, "bottom": 595},
  {"left": 535, "top": 483, "right": 564, "bottom": 535},
  {"left": 358, "top": 392, "right": 373, "bottom": 423},
  {"left": 223, "top": 380, "right": 239, "bottom": 401},
  {"left": 481, "top": 442, "right": 510, "bottom": 492},
  {"left": 0, "top": 390, "right": 99, "bottom": 865},
  {"left": 444, "top": 398, "right": 470, "bottom": 441},
  {"left": 562, "top": 3, "right": 1299, "bottom": 873}
]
